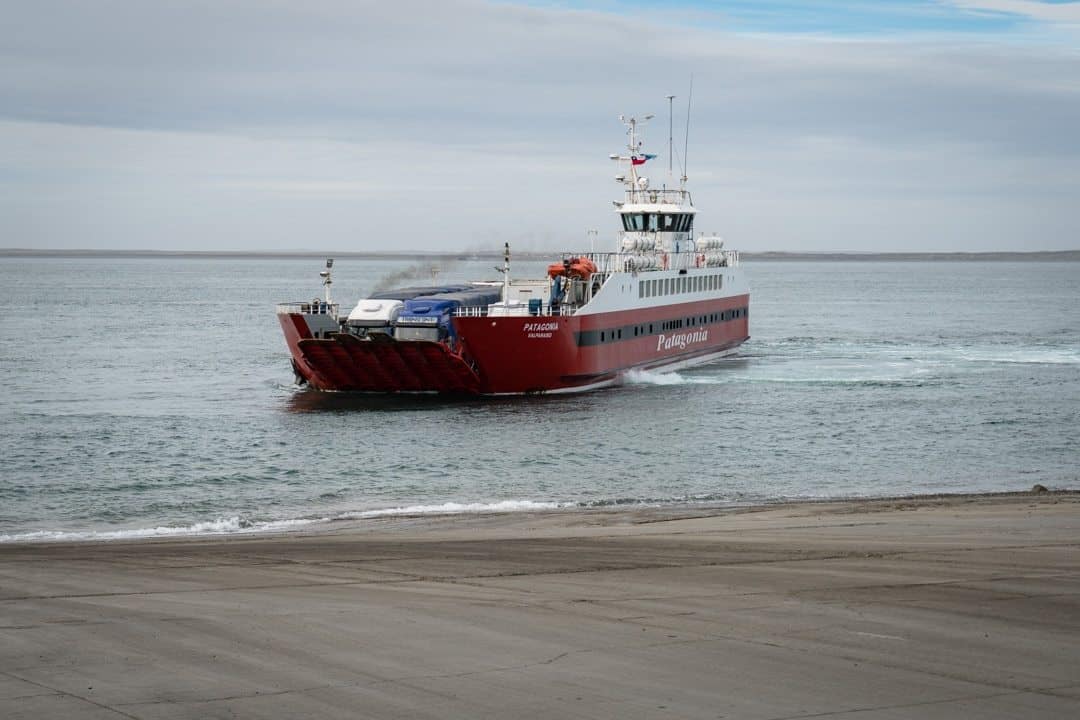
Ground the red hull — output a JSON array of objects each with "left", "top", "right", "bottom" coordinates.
[{"left": 281, "top": 294, "right": 748, "bottom": 395}]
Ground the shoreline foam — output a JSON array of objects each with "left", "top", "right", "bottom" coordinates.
[{"left": 3, "top": 489, "right": 1073, "bottom": 546}]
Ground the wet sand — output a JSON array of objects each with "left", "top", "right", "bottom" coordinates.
[{"left": 1, "top": 493, "right": 1078, "bottom": 719}]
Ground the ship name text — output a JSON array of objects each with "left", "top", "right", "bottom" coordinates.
[
  {"left": 524, "top": 321, "right": 559, "bottom": 339},
  {"left": 657, "top": 329, "right": 709, "bottom": 352}
]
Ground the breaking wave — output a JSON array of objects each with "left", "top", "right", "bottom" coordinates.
[
  {"left": 0, "top": 500, "right": 565, "bottom": 544},
  {"left": 340, "top": 499, "right": 562, "bottom": 519},
  {"left": 0, "top": 516, "right": 322, "bottom": 543}
]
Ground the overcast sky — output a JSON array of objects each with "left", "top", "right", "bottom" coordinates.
[{"left": 2, "top": 0, "right": 1078, "bottom": 252}]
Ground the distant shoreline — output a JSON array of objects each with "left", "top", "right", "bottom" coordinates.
[{"left": 2, "top": 248, "right": 1079, "bottom": 261}]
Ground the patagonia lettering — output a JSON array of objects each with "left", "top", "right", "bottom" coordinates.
[{"left": 656, "top": 329, "right": 709, "bottom": 352}]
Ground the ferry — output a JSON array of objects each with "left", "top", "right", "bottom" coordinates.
[{"left": 277, "top": 113, "right": 749, "bottom": 394}]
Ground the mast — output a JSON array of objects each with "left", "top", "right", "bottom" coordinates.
[
  {"left": 613, "top": 114, "right": 653, "bottom": 201},
  {"left": 666, "top": 94, "right": 675, "bottom": 180},
  {"left": 501, "top": 242, "right": 510, "bottom": 303},
  {"left": 320, "top": 258, "right": 333, "bottom": 305},
  {"left": 682, "top": 76, "right": 693, "bottom": 189}
]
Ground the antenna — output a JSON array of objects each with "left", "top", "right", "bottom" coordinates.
[
  {"left": 666, "top": 94, "right": 675, "bottom": 180},
  {"left": 499, "top": 242, "right": 511, "bottom": 304},
  {"left": 683, "top": 75, "right": 693, "bottom": 184},
  {"left": 319, "top": 258, "right": 334, "bottom": 305},
  {"left": 587, "top": 228, "right": 598, "bottom": 253}
]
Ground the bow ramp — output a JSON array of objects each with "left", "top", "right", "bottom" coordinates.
[{"left": 297, "top": 333, "right": 482, "bottom": 394}]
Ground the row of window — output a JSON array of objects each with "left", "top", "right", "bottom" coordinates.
[
  {"left": 640, "top": 273, "right": 723, "bottom": 299},
  {"left": 621, "top": 213, "right": 694, "bottom": 233},
  {"left": 576, "top": 306, "right": 749, "bottom": 347}
]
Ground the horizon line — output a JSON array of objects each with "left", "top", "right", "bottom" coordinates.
[{"left": 3, "top": 248, "right": 1079, "bottom": 261}]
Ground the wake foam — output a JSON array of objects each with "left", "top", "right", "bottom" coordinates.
[
  {"left": 624, "top": 369, "right": 687, "bottom": 386},
  {"left": 957, "top": 348, "right": 1080, "bottom": 365},
  {"left": 623, "top": 369, "right": 726, "bottom": 386}
]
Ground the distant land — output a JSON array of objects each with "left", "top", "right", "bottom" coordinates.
[{"left": 1, "top": 248, "right": 1078, "bottom": 262}]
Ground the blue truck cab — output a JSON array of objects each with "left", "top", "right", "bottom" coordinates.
[
  {"left": 394, "top": 286, "right": 503, "bottom": 342},
  {"left": 346, "top": 285, "right": 471, "bottom": 334}
]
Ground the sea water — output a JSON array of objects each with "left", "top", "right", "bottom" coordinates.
[{"left": 1, "top": 256, "right": 1076, "bottom": 541}]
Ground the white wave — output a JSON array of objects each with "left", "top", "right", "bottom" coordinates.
[
  {"left": 340, "top": 499, "right": 563, "bottom": 519},
  {"left": 0, "top": 516, "right": 324, "bottom": 544},
  {"left": 0, "top": 501, "right": 565, "bottom": 544}
]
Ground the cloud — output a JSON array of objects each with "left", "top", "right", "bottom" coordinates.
[
  {"left": 948, "top": 0, "right": 1080, "bottom": 23},
  {"left": 1, "top": 1, "right": 1078, "bottom": 251}
]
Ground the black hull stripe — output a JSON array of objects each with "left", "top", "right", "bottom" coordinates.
[{"left": 575, "top": 306, "right": 748, "bottom": 347}]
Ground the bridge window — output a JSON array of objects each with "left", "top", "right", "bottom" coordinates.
[{"left": 624, "top": 213, "right": 688, "bottom": 232}]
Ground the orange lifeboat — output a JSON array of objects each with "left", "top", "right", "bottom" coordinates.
[{"left": 547, "top": 257, "right": 598, "bottom": 280}]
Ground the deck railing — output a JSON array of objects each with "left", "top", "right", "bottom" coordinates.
[
  {"left": 620, "top": 188, "right": 693, "bottom": 206},
  {"left": 276, "top": 302, "right": 341, "bottom": 316},
  {"left": 570, "top": 249, "right": 739, "bottom": 273},
  {"left": 453, "top": 303, "right": 575, "bottom": 319}
]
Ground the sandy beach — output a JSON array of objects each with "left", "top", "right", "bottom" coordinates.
[{"left": 1, "top": 492, "right": 1077, "bottom": 719}]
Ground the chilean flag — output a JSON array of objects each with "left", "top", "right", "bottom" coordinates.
[{"left": 631, "top": 153, "right": 657, "bottom": 166}]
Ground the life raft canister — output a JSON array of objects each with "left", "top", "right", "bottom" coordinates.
[{"left": 547, "top": 257, "right": 598, "bottom": 280}]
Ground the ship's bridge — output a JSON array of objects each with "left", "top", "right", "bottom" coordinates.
[
  {"left": 618, "top": 205, "right": 696, "bottom": 233},
  {"left": 615, "top": 188, "right": 696, "bottom": 233}
]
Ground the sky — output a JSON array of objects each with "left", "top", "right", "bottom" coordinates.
[{"left": 1, "top": 0, "right": 1078, "bottom": 253}]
